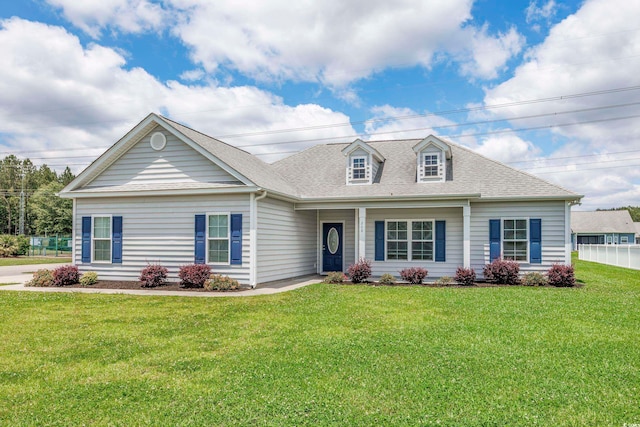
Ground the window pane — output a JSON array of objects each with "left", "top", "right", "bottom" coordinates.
[
  {"left": 93, "top": 217, "right": 110, "bottom": 239},
  {"left": 208, "top": 239, "right": 229, "bottom": 263},
  {"left": 516, "top": 219, "right": 527, "bottom": 229},
  {"left": 387, "top": 241, "right": 408, "bottom": 260},
  {"left": 94, "top": 240, "right": 111, "bottom": 262},
  {"left": 412, "top": 221, "right": 433, "bottom": 240},
  {"left": 412, "top": 241, "right": 433, "bottom": 260},
  {"left": 209, "top": 215, "right": 228, "bottom": 238}
]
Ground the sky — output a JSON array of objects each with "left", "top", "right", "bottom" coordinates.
[{"left": 0, "top": 0, "right": 639, "bottom": 210}]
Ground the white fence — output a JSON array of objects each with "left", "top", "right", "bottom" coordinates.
[{"left": 578, "top": 244, "right": 640, "bottom": 270}]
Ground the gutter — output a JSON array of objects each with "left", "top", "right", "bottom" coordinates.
[{"left": 250, "top": 190, "right": 268, "bottom": 288}]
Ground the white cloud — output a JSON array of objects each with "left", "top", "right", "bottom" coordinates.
[
  {"left": 482, "top": 0, "right": 640, "bottom": 208},
  {"left": 44, "top": 0, "right": 523, "bottom": 87},
  {"left": 473, "top": 134, "right": 541, "bottom": 164},
  {"left": 0, "top": 18, "right": 355, "bottom": 171},
  {"left": 45, "top": 0, "right": 167, "bottom": 38},
  {"left": 526, "top": 0, "right": 557, "bottom": 23},
  {"left": 363, "top": 105, "right": 458, "bottom": 140}
]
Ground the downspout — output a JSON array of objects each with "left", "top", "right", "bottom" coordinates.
[{"left": 250, "top": 190, "right": 268, "bottom": 288}]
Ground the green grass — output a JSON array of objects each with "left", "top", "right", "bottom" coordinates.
[
  {"left": 0, "top": 257, "right": 638, "bottom": 426},
  {"left": 0, "top": 256, "right": 71, "bottom": 266}
]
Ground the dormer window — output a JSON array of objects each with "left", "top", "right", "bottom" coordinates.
[
  {"left": 412, "top": 136, "right": 452, "bottom": 183},
  {"left": 423, "top": 153, "right": 440, "bottom": 177},
  {"left": 352, "top": 157, "right": 367, "bottom": 180}
]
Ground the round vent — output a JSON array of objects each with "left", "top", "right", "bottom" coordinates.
[{"left": 150, "top": 132, "right": 167, "bottom": 151}]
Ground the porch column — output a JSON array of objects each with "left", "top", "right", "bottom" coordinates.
[
  {"left": 463, "top": 203, "right": 471, "bottom": 268},
  {"left": 358, "top": 207, "right": 366, "bottom": 260},
  {"left": 565, "top": 203, "right": 572, "bottom": 265}
]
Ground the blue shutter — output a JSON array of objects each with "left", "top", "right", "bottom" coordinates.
[
  {"left": 530, "top": 218, "right": 542, "bottom": 264},
  {"left": 112, "top": 216, "right": 123, "bottom": 264},
  {"left": 194, "top": 214, "right": 206, "bottom": 264},
  {"left": 489, "top": 219, "right": 501, "bottom": 261},
  {"left": 435, "top": 220, "right": 446, "bottom": 262},
  {"left": 230, "top": 214, "right": 242, "bottom": 265},
  {"left": 375, "top": 221, "right": 385, "bottom": 261},
  {"left": 81, "top": 216, "right": 91, "bottom": 263}
]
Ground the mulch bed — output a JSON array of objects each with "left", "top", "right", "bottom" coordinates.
[{"left": 66, "top": 281, "right": 248, "bottom": 292}]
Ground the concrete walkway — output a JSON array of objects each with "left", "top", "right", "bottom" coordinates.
[{"left": 0, "top": 263, "right": 323, "bottom": 297}]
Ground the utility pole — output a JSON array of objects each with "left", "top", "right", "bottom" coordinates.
[{"left": 19, "top": 166, "right": 25, "bottom": 235}]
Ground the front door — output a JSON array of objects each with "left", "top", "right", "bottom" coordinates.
[{"left": 322, "top": 223, "right": 343, "bottom": 272}]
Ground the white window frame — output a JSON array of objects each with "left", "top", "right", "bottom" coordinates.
[
  {"left": 207, "top": 212, "right": 230, "bottom": 265},
  {"left": 351, "top": 156, "right": 367, "bottom": 180},
  {"left": 423, "top": 153, "right": 440, "bottom": 177},
  {"left": 91, "top": 214, "right": 112, "bottom": 263},
  {"left": 621, "top": 236, "right": 629, "bottom": 244},
  {"left": 385, "top": 219, "right": 435, "bottom": 261},
  {"left": 502, "top": 218, "right": 528, "bottom": 262}
]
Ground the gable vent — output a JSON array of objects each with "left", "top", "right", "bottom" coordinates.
[{"left": 150, "top": 132, "right": 167, "bottom": 151}]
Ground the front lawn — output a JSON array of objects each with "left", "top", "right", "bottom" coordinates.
[
  {"left": 0, "top": 256, "right": 71, "bottom": 267},
  {"left": 0, "top": 258, "right": 638, "bottom": 426}
]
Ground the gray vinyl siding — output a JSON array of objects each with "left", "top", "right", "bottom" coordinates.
[
  {"left": 88, "top": 126, "right": 238, "bottom": 187},
  {"left": 470, "top": 201, "right": 567, "bottom": 275},
  {"left": 256, "top": 197, "right": 317, "bottom": 283},
  {"left": 319, "top": 210, "right": 356, "bottom": 271},
  {"left": 366, "top": 207, "right": 463, "bottom": 278},
  {"left": 74, "top": 194, "right": 250, "bottom": 283}
]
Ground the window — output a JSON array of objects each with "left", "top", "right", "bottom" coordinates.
[
  {"left": 423, "top": 154, "right": 440, "bottom": 177},
  {"left": 352, "top": 157, "right": 366, "bottom": 179},
  {"left": 208, "top": 214, "right": 229, "bottom": 263},
  {"left": 503, "top": 219, "right": 527, "bottom": 261},
  {"left": 411, "top": 221, "right": 434, "bottom": 260},
  {"left": 386, "top": 220, "right": 434, "bottom": 261},
  {"left": 621, "top": 236, "right": 629, "bottom": 243},
  {"left": 92, "top": 216, "right": 111, "bottom": 262}
]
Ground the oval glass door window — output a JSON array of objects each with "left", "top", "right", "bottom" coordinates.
[{"left": 327, "top": 227, "right": 339, "bottom": 254}]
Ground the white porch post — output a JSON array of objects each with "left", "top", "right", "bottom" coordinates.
[
  {"left": 358, "top": 207, "right": 366, "bottom": 260},
  {"left": 463, "top": 203, "right": 471, "bottom": 268},
  {"left": 249, "top": 192, "right": 257, "bottom": 287},
  {"left": 565, "top": 202, "right": 572, "bottom": 265}
]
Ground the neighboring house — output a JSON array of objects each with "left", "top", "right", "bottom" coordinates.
[
  {"left": 60, "top": 113, "right": 582, "bottom": 286},
  {"left": 571, "top": 210, "right": 637, "bottom": 249},
  {"left": 635, "top": 223, "right": 640, "bottom": 244}
]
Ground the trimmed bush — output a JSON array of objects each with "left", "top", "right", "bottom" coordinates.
[
  {"left": 399, "top": 267, "right": 428, "bottom": 284},
  {"left": 52, "top": 265, "right": 79, "bottom": 287},
  {"left": 435, "top": 276, "right": 454, "bottom": 286},
  {"left": 454, "top": 267, "right": 476, "bottom": 286},
  {"left": 547, "top": 264, "right": 576, "bottom": 287},
  {"left": 15, "top": 235, "right": 30, "bottom": 256},
  {"left": 324, "top": 271, "right": 347, "bottom": 284},
  {"left": 179, "top": 264, "right": 212, "bottom": 288},
  {"left": 522, "top": 272, "right": 548, "bottom": 286},
  {"left": 204, "top": 274, "right": 240, "bottom": 291},
  {"left": 0, "top": 234, "right": 30, "bottom": 257},
  {"left": 347, "top": 258, "right": 372, "bottom": 284},
  {"left": 483, "top": 258, "right": 520, "bottom": 285},
  {"left": 378, "top": 273, "right": 396, "bottom": 285},
  {"left": 139, "top": 264, "right": 168, "bottom": 288},
  {"left": 26, "top": 269, "right": 54, "bottom": 287},
  {"left": 79, "top": 271, "right": 98, "bottom": 286}
]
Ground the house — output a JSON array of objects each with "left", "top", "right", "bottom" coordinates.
[
  {"left": 60, "top": 113, "right": 582, "bottom": 286},
  {"left": 636, "top": 223, "right": 640, "bottom": 244},
  {"left": 571, "top": 210, "right": 637, "bottom": 249}
]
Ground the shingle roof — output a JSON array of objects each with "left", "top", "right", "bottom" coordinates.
[
  {"left": 272, "top": 138, "right": 580, "bottom": 200},
  {"left": 571, "top": 210, "right": 637, "bottom": 233}
]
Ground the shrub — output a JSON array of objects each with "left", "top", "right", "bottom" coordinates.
[
  {"left": 179, "top": 264, "right": 212, "bottom": 288},
  {"left": 378, "top": 273, "right": 396, "bottom": 285},
  {"left": 454, "top": 267, "right": 476, "bottom": 286},
  {"left": 204, "top": 274, "right": 240, "bottom": 291},
  {"left": 79, "top": 271, "right": 98, "bottom": 286},
  {"left": 0, "top": 235, "right": 19, "bottom": 257},
  {"left": 435, "top": 276, "right": 454, "bottom": 286},
  {"left": 324, "top": 271, "right": 347, "bottom": 284},
  {"left": 52, "top": 265, "right": 79, "bottom": 287},
  {"left": 547, "top": 264, "right": 576, "bottom": 287},
  {"left": 139, "top": 264, "right": 168, "bottom": 288},
  {"left": 15, "top": 235, "right": 30, "bottom": 256},
  {"left": 26, "top": 269, "right": 54, "bottom": 287},
  {"left": 522, "top": 272, "right": 548, "bottom": 286},
  {"left": 399, "top": 267, "right": 428, "bottom": 284},
  {"left": 483, "top": 258, "right": 520, "bottom": 285},
  {"left": 347, "top": 258, "right": 372, "bottom": 284}
]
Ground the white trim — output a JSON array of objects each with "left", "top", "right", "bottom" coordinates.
[
  {"left": 358, "top": 207, "right": 366, "bottom": 259},
  {"left": 91, "top": 214, "right": 112, "bottom": 264},
  {"left": 250, "top": 191, "right": 268, "bottom": 288},
  {"left": 463, "top": 203, "right": 471, "bottom": 268},
  {"left": 206, "top": 212, "right": 231, "bottom": 265},
  {"left": 61, "top": 186, "right": 259, "bottom": 199},
  {"left": 501, "top": 217, "right": 529, "bottom": 263},
  {"left": 320, "top": 220, "right": 345, "bottom": 273},
  {"left": 565, "top": 203, "right": 572, "bottom": 264},
  {"left": 72, "top": 199, "right": 76, "bottom": 264},
  {"left": 384, "top": 219, "right": 435, "bottom": 262}
]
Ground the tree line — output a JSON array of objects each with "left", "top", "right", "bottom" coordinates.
[{"left": 0, "top": 155, "right": 75, "bottom": 236}]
